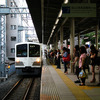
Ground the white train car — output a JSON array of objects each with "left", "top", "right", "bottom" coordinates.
[{"left": 15, "top": 42, "right": 42, "bottom": 75}]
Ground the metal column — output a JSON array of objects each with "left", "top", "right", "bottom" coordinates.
[
  {"left": 53, "top": 36, "right": 56, "bottom": 50},
  {"left": 56, "top": 33, "right": 58, "bottom": 50},
  {"left": 95, "top": 25, "right": 99, "bottom": 49},
  {"left": 78, "top": 33, "right": 80, "bottom": 47},
  {"left": 70, "top": 18, "right": 75, "bottom": 73},
  {"left": 60, "top": 26, "right": 63, "bottom": 52},
  {"left": 66, "top": 39, "right": 68, "bottom": 48},
  {"left": 0, "top": 15, "right": 6, "bottom": 77}
]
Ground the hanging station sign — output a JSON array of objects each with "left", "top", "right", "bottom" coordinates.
[{"left": 62, "top": 3, "right": 96, "bottom": 17}]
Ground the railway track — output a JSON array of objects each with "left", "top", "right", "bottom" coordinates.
[{"left": 2, "top": 77, "right": 40, "bottom": 100}]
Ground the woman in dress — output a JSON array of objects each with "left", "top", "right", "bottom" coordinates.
[{"left": 79, "top": 46, "right": 87, "bottom": 86}]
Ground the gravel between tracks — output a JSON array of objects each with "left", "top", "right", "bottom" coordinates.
[
  {"left": 0, "top": 74, "right": 41, "bottom": 100},
  {"left": 0, "top": 74, "right": 21, "bottom": 100}
]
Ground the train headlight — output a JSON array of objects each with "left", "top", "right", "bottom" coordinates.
[
  {"left": 16, "top": 59, "right": 20, "bottom": 63},
  {"left": 36, "top": 58, "right": 40, "bottom": 63}
]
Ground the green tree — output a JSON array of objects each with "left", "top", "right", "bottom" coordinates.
[{"left": 83, "top": 31, "right": 100, "bottom": 45}]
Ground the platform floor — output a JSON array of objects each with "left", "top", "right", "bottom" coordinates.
[{"left": 40, "top": 59, "right": 100, "bottom": 100}]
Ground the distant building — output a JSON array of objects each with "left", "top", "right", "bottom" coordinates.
[{"left": 6, "top": 0, "right": 25, "bottom": 59}]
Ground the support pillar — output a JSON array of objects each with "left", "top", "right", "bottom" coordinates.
[
  {"left": 95, "top": 25, "right": 99, "bottom": 49},
  {"left": 60, "top": 26, "right": 63, "bottom": 52},
  {"left": 70, "top": 18, "right": 75, "bottom": 73},
  {"left": 56, "top": 33, "right": 58, "bottom": 49},
  {"left": 53, "top": 36, "right": 56, "bottom": 50},
  {"left": 66, "top": 39, "right": 68, "bottom": 48},
  {"left": 78, "top": 33, "right": 80, "bottom": 47}
]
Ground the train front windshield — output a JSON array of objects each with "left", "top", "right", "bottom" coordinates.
[
  {"left": 17, "top": 44, "right": 27, "bottom": 57},
  {"left": 29, "top": 44, "right": 40, "bottom": 57}
]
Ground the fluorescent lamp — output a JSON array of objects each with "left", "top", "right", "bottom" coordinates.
[
  {"left": 55, "top": 19, "right": 59, "bottom": 25},
  {"left": 53, "top": 26, "right": 56, "bottom": 30},
  {"left": 52, "top": 30, "right": 54, "bottom": 33},
  {"left": 64, "top": 0, "right": 68, "bottom": 4},
  {"left": 50, "top": 34, "right": 52, "bottom": 38},
  {"left": 58, "top": 9, "right": 62, "bottom": 17}
]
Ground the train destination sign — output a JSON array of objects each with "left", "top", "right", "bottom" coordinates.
[{"left": 62, "top": 3, "right": 96, "bottom": 17}]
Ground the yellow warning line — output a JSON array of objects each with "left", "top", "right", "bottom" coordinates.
[{"left": 52, "top": 65, "right": 91, "bottom": 100}]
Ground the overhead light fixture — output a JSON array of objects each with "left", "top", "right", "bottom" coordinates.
[
  {"left": 64, "top": 0, "right": 68, "bottom": 4},
  {"left": 47, "top": 6, "right": 63, "bottom": 45},
  {"left": 53, "top": 26, "right": 56, "bottom": 30},
  {"left": 50, "top": 32, "right": 53, "bottom": 37},
  {"left": 52, "top": 30, "right": 54, "bottom": 33},
  {"left": 58, "top": 9, "right": 62, "bottom": 18},
  {"left": 50, "top": 34, "right": 52, "bottom": 38},
  {"left": 55, "top": 19, "right": 59, "bottom": 25}
]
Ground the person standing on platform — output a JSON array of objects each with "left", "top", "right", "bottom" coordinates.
[
  {"left": 79, "top": 46, "right": 87, "bottom": 86},
  {"left": 54, "top": 50, "right": 57, "bottom": 65},
  {"left": 90, "top": 45, "right": 98, "bottom": 83},
  {"left": 73, "top": 45, "right": 80, "bottom": 83},
  {"left": 85, "top": 45, "right": 91, "bottom": 73},
  {"left": 95, "top": 56, "right": 100, "bottom": 86},
  {"left": 62, "top": 47, "right": 68, "bottom": 74},
  {"left": 97, "top": 65, "right": 100, "bottom": 86},
  {"left": 56, "top": 49, "right": 61, "bottom": 69}
]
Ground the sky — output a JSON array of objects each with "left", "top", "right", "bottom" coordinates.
[{"left": 0, "top": 0, "right": 5, "bottom": 5}]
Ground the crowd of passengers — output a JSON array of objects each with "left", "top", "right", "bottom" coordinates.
[{"left": 45, "top": 44, "right": 100, "bottom": 86}]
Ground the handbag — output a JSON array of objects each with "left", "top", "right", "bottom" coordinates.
[
  {"left": 63, "top": 54, "right": 71, "bottom": 62},
  {"left": 79, "top": 70, "right": 86, "bottom": 78}
]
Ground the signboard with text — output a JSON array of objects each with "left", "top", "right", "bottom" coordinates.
[{"left": 62, "top": 3, "right": 96, "bottom": 17}]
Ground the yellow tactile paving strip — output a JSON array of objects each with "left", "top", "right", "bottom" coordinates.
[
  {"left": 79, "top": 85, "right": 100, "bottom": 90},
  {"left": 52, "top": 65, "right": 91, "bottom": 100}
]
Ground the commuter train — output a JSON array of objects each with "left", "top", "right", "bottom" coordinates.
[{"left": 15, "top": 42, "right": 42, "bottom": 75}]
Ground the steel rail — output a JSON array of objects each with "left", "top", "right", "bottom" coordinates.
[
  {"left": 2, "top": 78, "right": 23, "bottom": 100},
  {"left": 23, "top": 78, "right": 34, "bottom": 100}
]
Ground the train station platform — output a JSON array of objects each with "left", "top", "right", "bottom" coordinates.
[{"left": 40, "top": 59, "right": 100, "bottom": 100}]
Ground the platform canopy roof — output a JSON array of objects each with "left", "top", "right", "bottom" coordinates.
[{"left": 26, "top": 0, "right": 100, "bottom": 45}]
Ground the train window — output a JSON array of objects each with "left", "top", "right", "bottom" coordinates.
[
  {"left": 17, "top": 44, "right": 27, "bottom": 57},
  {"left": 29, "top": 44, "right": 40, "bottom": 57}
]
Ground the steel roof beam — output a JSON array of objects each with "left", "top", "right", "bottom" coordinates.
[{"left": 0, "top": 7, "right": 29, "bottom": 15}]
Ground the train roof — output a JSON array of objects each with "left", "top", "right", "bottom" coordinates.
[{"left": 15, "top": 42, "right": 41, "bottom": 46}]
